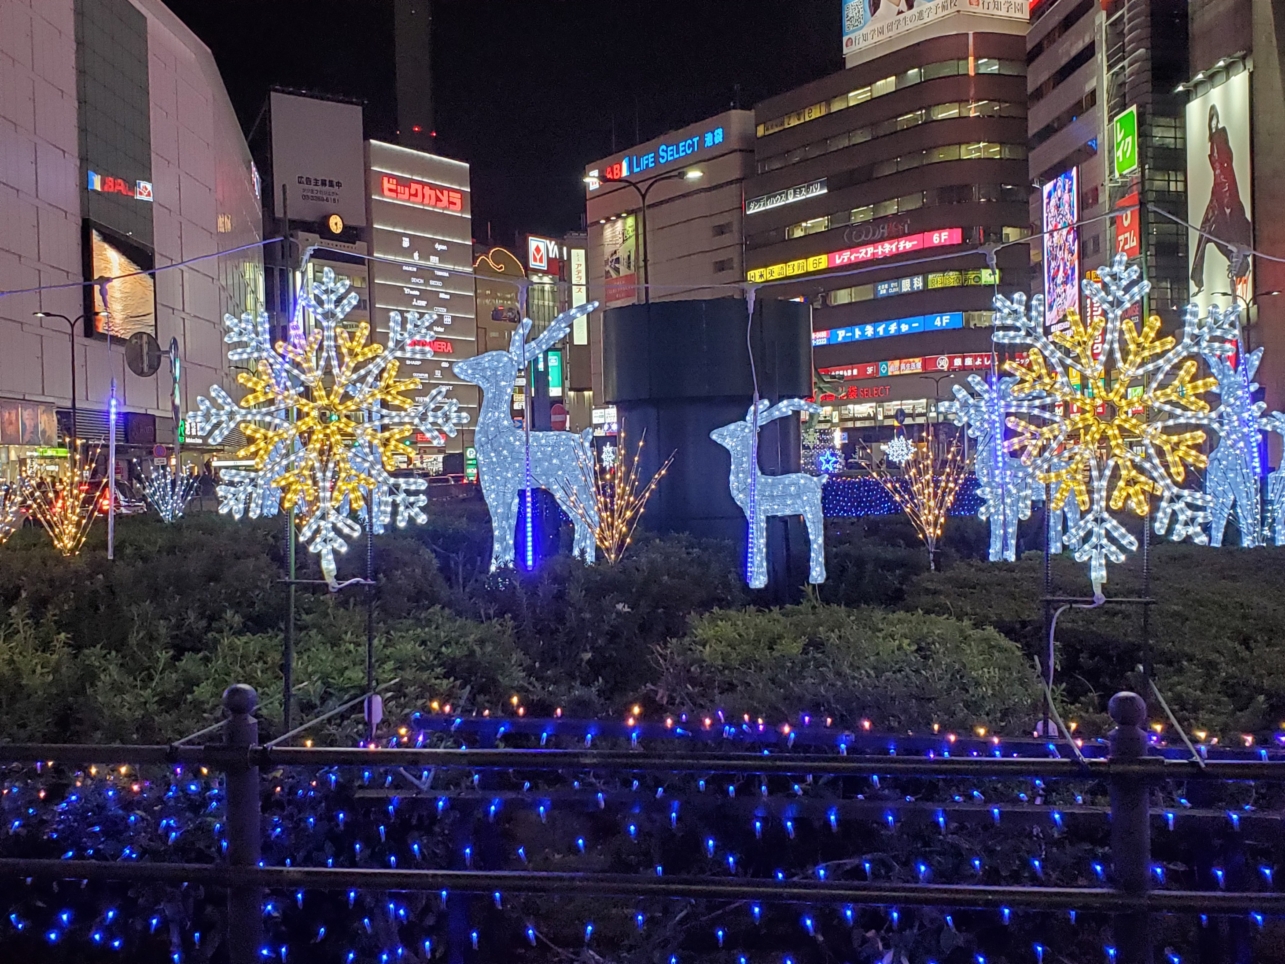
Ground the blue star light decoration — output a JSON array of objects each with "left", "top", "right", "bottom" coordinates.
[
  {"left": 190, "top": 267, "right": 469, "bottom": 586},
  {"left": 951, "top": 253, "right": 1238, "bottom": 591},
  {"left": 816, "top": 448, "right": 843, "bottom": 475},
  {"left": 942, "top": 373, "right": 1036, "bottom": 562}
]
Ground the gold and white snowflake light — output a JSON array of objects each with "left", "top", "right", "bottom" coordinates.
[
  {"left": 190, "top": 266, "right": 469, "bottom": 585},
  {"left": 990, "top": 252, "right": 1238, "bottom": 590}
]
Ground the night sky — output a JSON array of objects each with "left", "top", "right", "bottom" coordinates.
[{"left": 164, "top": 0, "right": 841, "bottom": 246}]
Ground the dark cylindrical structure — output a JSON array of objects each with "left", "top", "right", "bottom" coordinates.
[
  {"left": 1107, "top": 692, "right": 1154, "bottom": 964},
  {"left": 604, "top": 297, "right": 812, "bottom": 581}
]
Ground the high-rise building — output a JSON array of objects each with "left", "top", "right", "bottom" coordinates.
[
  {"left": 394, "top": 0, "right": 434, "bottom": 153},
  {"left": 1028, "top": 0, "right": 1189, "bottom": 324},
  {"left": 0, "top": 0, "right": 263, "bottom": 480},
  {"left": 747, "top": 7, "right": 1030, "bottom": 449}
]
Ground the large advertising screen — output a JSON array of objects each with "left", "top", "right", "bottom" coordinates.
[
  {"left": 1187, "top": 71, "right": 1253, "bottom": 315},
  {"left": 271, "top": 92, "right": 367, "bottom": 227},
  {"left": 603, "top": 215, "right": 638, "bottom": 306},
  {"left": 1042, "top": 168, "right": 1079, "bottom": 331},
  {"left": 843, "top": 0, "right": 1026, "bottom": 61},
  {"left": 88, "top": 229, "right": 156, "bottom": 339}
]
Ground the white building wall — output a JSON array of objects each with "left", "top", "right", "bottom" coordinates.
[{"left": 0, "top": 0, "right": 260, "bottom": 441}]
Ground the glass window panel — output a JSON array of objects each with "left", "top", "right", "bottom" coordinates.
[
  {"left": 851, "top": 205, "right": 874, "bottom": 223},
  {"left": 930, "top": 102, "right": 960, "bottom": 120}
]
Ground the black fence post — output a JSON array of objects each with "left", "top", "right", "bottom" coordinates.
[
  {"left": 1108, "top": 691, "right": 1153, "bottom": 964},
  {"left": 224, "top": 684, "right": 263, "bottom": 964}
]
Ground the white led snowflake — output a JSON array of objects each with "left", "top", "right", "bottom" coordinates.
[
  {"left": 884, "top": 434, "right": 914, "bottom": 466},
  {"left": 190, "top": 266, "right": 469, "bottom": 586},
  {"left": 977, "top": 253, "right": 1238, "bottom": 590}
]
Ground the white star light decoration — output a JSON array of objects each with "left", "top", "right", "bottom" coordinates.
[
  {"left": 953, "top": 253, "right": 1239, "bottom": 590},
  {"left": 190, "top": 267, "right": 469, "bottom": 586}
]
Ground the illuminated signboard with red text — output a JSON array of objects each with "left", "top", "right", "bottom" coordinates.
[
  {"left": 408, "top": 339, "right": 455, "bottom": 354},
  {"left": 380, "top": 175, "right": 464, "bottom": 212},
  {"left": 747, "top": 227, "right": 962, "bottom": 283}
]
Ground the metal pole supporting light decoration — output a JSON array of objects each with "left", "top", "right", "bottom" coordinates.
[
  {"left": 189, "top": 266, "right": 470, "bottom": 588},
  {"left": 559, "top": 425, "right": 675, "bottom": 565},
  {"left": 23, "top": 451, "right": 105, "bottom": 556},
  {"left": 873, "top": 427, "right": 966, "bottom": 572},
  {"left": 962, "top": 253, "right": 1239, "bottom": 592}
]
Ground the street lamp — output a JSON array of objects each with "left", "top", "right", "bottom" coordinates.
[
  {"left": 584, "top": 168, "right": 703, "bottom": 304},
  {"left": 33, "top": 311, "right": 103, "bottom": 455}
]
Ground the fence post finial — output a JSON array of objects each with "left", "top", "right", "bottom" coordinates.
[{"left": 1108, "top": 690, "right": 1154, "bottom": 964}]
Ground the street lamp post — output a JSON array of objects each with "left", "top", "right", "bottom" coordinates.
[
  {"left": 585, "top": 168, "right": 703, "bottom": 304},
  {"left": 33, "top": 312, "right": 102, "bottom": 456}
]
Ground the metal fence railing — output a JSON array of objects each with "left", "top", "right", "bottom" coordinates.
[{"left": 0, "top": 685, "right": 1280, "bottom": 964}]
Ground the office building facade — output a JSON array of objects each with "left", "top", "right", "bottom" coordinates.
[{"left": 747, "top": 23, "right": 1030, "bottom": 443}]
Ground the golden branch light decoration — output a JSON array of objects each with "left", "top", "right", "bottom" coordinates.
[
  {"left": 560, "top": 426, "right": 674, "bottom": 565},
  {"left": 190, "top": 266, "right": 469, "bottom": 585},
  {"left": 874, "top": 429, "right": 966, "bottom": 570},
  {"left": 0, "top": 484, "right": 24, "bottom": 544},
  {"left": 23, "top": 453, "right": 104, "bottom": 556},
  {"left": 988, "top": 252, "right": 1237, "bottom": 590}
]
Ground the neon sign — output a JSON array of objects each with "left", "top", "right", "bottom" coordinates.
[
  {"left": 408, "top": 338, "right": 455, "bottom": 354},
  {"left": 589, "top": 126, "right": 726, "bottom": 187},
  {"left": 747, "top": 228, "right": 962, "bottom": 283},
  {"left": 380, "top": 175, "right": 463, "bottom": 212},
  {"left": 812, "top": 311, "right": 964, "bottom": 346},
  {"left": 87, "top": 171, "right": 152, "bottom": 202}
]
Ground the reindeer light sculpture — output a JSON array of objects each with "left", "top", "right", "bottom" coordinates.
[
  {"left": 710, "top": 398, "right": 827, "bottom": 590},
  {"left": 454, "top": 303, "right": 600, "bottom": 571}
]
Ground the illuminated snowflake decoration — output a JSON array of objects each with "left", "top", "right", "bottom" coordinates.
[
  {"left": 142, "top": 467, "right": 200, "bottom": 523},
  {"left": 601, "top": 444, "right": 618, "bottom": 469},
  {"left": 884, "top": 434, "right": 914, "bottom": 466},
  {"left": 190, "top": 267, "right": 470, "bottom": 586},
  {"left": 981, "top": 252, "right": 1238, "bottom": 590}
]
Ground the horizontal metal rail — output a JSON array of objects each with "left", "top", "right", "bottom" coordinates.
[
  {"left": 0, "top": 859, "right": 1280, "bottom": 914},
  {"left": 0, "top": 744, "right": 1281, "bottom": 780}
]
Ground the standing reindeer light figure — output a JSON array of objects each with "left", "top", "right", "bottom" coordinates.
[
  {"left": 711, "top": 398, "right": 827, "bottom": 590},
  {"left": 454, "top": 303, "right": 600, "bottom": 571}
]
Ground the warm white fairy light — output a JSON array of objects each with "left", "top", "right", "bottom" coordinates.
[
  {"left": 453, "top": 304, "right": 599, "bottom": 571},
  {"left": 190, "top": 266, "right": 469, "bottom": 586},
  {"left": 711, "top": 399, "right": 827, "bottom": 590},
  {"left": 0, "top": 484, "right": 22, "bottom": 544},
  {"left": 873, "top": 429, "right": 967, "bottom": 571},
  {"left": 559, "top": 425, "right": 674, "bottom": 565}
]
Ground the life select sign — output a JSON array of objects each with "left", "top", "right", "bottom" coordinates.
[{"left": 622, "top": 127, "right": 724, "bottom": 176}]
